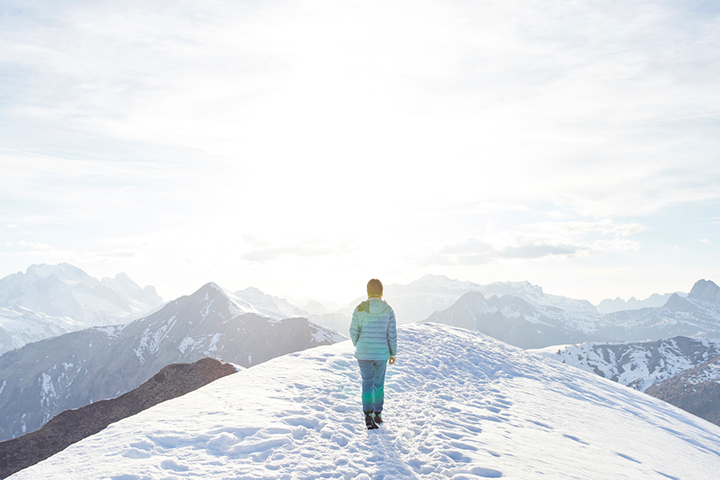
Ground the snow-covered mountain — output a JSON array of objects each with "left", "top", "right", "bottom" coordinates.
[
  {"left": 10, "top": 324, "right": 720, "bottom": 479},
  {"left": 378, "top": 274, "right": 598, "bottom": 325},
  {"left": 597, "top": 292, "right": 684, "bottom": 314},
  {"left": 233, "top": 287, "right": 307, "bottom": 319},
  {"left": 0, "top": 264, "right": 163, "bottom": 355},
  {"left": 475, "top": 279, "right": 599, "bottom": 315},
  {"left": 594, "top": 287, "right": 720, "bottom": 341},
  {"left": 236, "top": 287, "right": 351, "bottom": 334},
  {"left": 422, "top": 291, "right": 599, "bottom": 349},
  {"left": 0, "top": 282, "right": 344, "bottom": 442},
  {"left": 533, "top": 336, "right": 720, "bottom": 392},
  {"left": 425, "top": 279, "right": 720, "bottom": 349}
]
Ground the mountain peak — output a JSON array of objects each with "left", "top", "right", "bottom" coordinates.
[
  {"left": 689, "top": 279, "right": 720, "bottom": 303},
  {"left": 664, "top": 293, "right": 696, "bottom": 311}
]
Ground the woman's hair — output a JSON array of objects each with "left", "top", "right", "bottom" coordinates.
[{"left": 367, "top": 278, "right": 383, "bottom": 297}]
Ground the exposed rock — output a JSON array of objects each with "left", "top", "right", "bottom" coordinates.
[
  {"left": 0, "top": 357, "right": 236, "bottom": 479},
  {"left": 646, "top": 355, "right": 720, "bottom": 427}
]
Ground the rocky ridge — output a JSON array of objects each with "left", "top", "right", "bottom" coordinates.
[{"left": 0, "top": 357, "right": 237, "bottom": 478}]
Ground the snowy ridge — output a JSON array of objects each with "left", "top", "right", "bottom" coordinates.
[
  {"left": 534, "top": 336, "right": 720, "bottom": 392},
  {"left": 13, "top": 324, "right": 720, "bottom": 479}
]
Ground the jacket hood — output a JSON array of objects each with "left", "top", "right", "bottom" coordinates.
[{"left": 368, "top": 298, "right": 392, "bottom": 314}]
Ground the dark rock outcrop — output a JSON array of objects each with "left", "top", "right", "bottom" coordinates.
[
  {"left": 646, "top": 355, "right": 720, "bottom": 427},
  {"left": 0, "top": 357, "right": 236, "bottom": 478}
]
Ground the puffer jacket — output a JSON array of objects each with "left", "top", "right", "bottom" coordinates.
[{"left": 349, "top": 298, "right": 397, "bottom": 360}]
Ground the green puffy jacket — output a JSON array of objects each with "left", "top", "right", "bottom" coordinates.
[{"left": 349, "top": 298, "right": 397, "bottom": 360}]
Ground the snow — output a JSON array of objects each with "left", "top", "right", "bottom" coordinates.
[
  {"left": 11, "top": 323, "right": 720, "bottom": 479},
  {"left": 178, "top": 336, "right": 195, "bottom": 354},
  {"left": 684, "top": 362, "right": 720, "bottom": 385},
  {"left": 536, "top": 337, "right": 720, "bottom": 392},
  {"left": 0, "top": 264, "right": 162, "bottom": 355}
]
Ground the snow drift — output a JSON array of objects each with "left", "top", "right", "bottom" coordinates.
[{"left": 11, "top": 324, "right": 720, "bottom": 479}]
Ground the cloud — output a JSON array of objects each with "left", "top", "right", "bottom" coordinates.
[
  {"left": 242, "top": 240, "right": 354, "bottom": 264},
  {"left": 530, "top": 219, "right": 648, "bottom": 236},
  {"left": 424, "top": 236, "right": 588, "bottom": 266},
  {"left": 700, "top": 238, "right": 710, "bottom": 244},
  {"left": 91, "top": 250, "right": 140, "bottom": 260},
  {"left": 425, "top": 217, "right": 646, "bottom": 266},
  {"left": 5, "top": 240, "right": 51, "bottom": 249}
]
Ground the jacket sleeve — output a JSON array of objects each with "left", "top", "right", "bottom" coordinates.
[
  {"left": 349, "top": 307, "right": 360, "bottom": 346},
  {"left": 387, "top": 309, "right": 397, "bottom": 356}
]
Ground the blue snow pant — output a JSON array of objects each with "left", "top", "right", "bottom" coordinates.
[{"left": 358, "top": 359, "right": 387, "bottom": 413}]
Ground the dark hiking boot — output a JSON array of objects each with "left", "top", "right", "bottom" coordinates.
[
  {"left": 373, "top": 412, "right": 383, "bottom": 424},
  {"left": 365, "top": 411, "right": 378, "bottom": 430}
]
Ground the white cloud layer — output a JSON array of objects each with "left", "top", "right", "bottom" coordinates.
[{"left": 1, "top": 0, "right": 718, "bottom": 303}]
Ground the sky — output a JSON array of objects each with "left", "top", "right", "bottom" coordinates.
[{"left": 1, "top": 0, "right": 719, "bottom": 306}]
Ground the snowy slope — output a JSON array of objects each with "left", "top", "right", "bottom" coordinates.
[
  {"left": 0, "top": 264, "right": 163, "bottom": 355},
  {"left": 12, "top": 324, "right": 720, "bottom": 479}
]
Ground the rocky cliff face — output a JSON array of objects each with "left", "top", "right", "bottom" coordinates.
[{"left": 0, "top": 357, "right": 237, "bottom": 479}]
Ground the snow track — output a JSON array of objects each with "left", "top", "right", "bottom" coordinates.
[{"left": 11, "top": 324, "right": 720, "bottom": 479}]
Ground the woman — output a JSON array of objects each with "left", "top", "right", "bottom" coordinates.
[{"left": 349, "top": 278, "right": 397, "bottom": 430}]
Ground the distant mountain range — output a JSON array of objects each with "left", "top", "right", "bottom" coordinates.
[
  {"left": 353, "top": 274, "right": 600, "bottom": 326},
  {"left": 235, "top": 287, "right": 350, "bottom": 334},
  {"left": 0, "top": 264, "right": 163, "bottom": 355},
  {"left": 4, "top": 264, "right": 720, "bottom": 441},
  {"left": 423, "top": 279, "right": 720, "bottom": 349},
  {"left": 0, "top": 282, "right": 343, "bottom": 442},
  {"left": 596, "top": 292, "right": 684, "bottom": 314}
]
